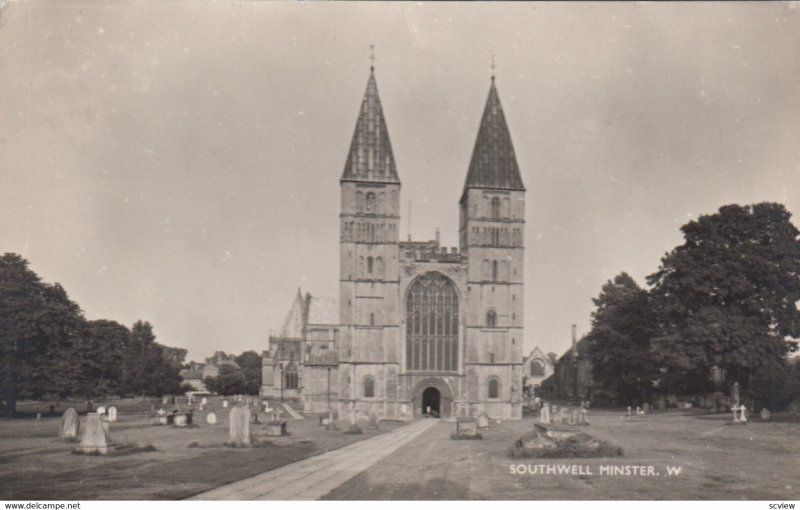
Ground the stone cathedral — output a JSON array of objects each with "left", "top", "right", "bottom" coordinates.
[{"left": 262, "top": 64, "right": 526, "bottom": 420}]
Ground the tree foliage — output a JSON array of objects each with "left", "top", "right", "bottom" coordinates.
[
  {"left": 0, "top": 253, "right": 186, "bottom": 415},
  {"left": 586, "top": 273, "right": 660, "bottom": 403},
  {"left": 647, "top": 203, "right": 800, "bottom": 392},
  {"left": 235, "top": 350, "right": 263, "bottom": 395}
]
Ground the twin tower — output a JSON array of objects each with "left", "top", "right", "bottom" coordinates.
[{"left": 337, "top": 65, "right": 526, "bottom": 420}]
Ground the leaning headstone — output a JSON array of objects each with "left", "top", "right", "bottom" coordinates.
[
  {"left": 760, "top": 408, "right": 771, "bottom": 421},
  {"left": 228, "top": 406, "right": 251, "bottom": 446},
  {"left": 107, "top": 406, "right": 118, "bottom": 423},
  {"left": 76, "top": 413, "right": 111, "bottom": 454},
  {"left": 60, "top": 408, "right": 79, "bottom": 440},
  {"left": 206, "top": 412, "right": 218, "bottom": 425}
]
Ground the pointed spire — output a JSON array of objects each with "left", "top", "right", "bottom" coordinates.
[
  {"left": 341, "top": 60, "right": 400, "bottom": 184},
  {"left": 278, "top": 288, "right": 305, "bottom": 339},
  {"left": 463, "top": 77, "right": 525, "bottom": 192}
]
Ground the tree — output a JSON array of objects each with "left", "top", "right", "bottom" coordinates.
[
  {"left": 647, "top": 203, "right": 800, "bottom": 393},
  {"left": 235, "top": 350, "right": 262, "bottom": 395},
  {"left": 586, "top": 272, "right": 660, "bottom": 404},
  {"left": 122, "top": 321, "right": 182, "bottom": 397},
  {"left": 78, "top": 320, "right": 129, "bottom": 398},
  {"left": 0, "top": 253, "right": 84, "bottom": 415},
  {"left": 204, "top": 364, "right": 243, "bottom": 395}
]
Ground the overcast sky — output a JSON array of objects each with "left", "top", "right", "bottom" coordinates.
[{"left": 1, "top": 1, "right": 798, "bottom": 362}]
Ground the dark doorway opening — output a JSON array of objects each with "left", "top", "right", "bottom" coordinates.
[{"left": 422, "top": 387, "right": 441, "bottom": 417}]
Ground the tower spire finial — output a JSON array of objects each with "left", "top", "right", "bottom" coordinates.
[
  {"left": 369, "top": 44, "right": 376, "bottom": 72},
  {"left": 490, "top": 54, "right": 496, "bottom": 81}
]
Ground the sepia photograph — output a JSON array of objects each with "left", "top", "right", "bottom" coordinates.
[{"left": 1, "top": 0, "right": 799, "bottom": 505}]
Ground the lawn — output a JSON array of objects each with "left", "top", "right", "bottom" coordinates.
[
  {"left": 323, "top": 408, "right": 800, "bottom": 500},
  {"left": 0, "top": 398, "right": 405, "bottom": 500}
]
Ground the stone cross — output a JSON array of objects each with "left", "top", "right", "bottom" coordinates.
[
  {"left": 60, "top": 408, "right": 79, "bottom": 440},
  {"left": 627, "top": 406, "right": 632, "bottom": 416}
]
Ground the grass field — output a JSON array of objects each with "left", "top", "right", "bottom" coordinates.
[
  {"left": 324, "top": 409, "right": 800, "bottom": 500},
  {"left": 1, "top": 397, "right": 405, "bottom": 500}
]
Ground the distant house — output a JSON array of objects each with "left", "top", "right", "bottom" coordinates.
[
  {"left": 541, "top": 334, "right": 595, "bottom": 402},
  {"left": 202, "top": 354, "right": 241, "bottom": 380},
  {"left": 179, "top": 361, "right": 207, "bottom": 392},
  {"left": 522, "top": 346, "right": 554, "bottom": 397}
]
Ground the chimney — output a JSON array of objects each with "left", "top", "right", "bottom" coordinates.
[{"left": 571, "top": 324, "right": 578, "bottom": 360}]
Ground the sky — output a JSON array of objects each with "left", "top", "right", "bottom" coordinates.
[{"left": 1, "top": 1, "right": 799, "bottom": 362}]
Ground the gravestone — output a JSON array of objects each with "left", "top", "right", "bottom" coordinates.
[
  {"left": 551, "top": 405, "right": 560, "bottom": 424},
  {"left": 731, "top": 382, "right": 741, "bottom": 407},
  {"left": 222, "top": 400, "right": 229, "bottom": 408},
  {"left": 250, "top": 410, "right": 260, "bottom": 424},
  {"left": 206, "top": 412, "right": 217, "bottom": 425},
  {"left": 107, "top": 406, "right": 118, "bottom": 422},
  {"left": 655, "top": 397, "right": 666, "bottom": 411},
  {"left": 173, "top": 414, "right": 188, "bottom": 427},
  {"left": 579, "top": 407, "right": 589, "bottom": 425},
  {"left": 455, "top": 417, "right": 479, "bottom": 438},
  {"left": 539, "top": 403, "right": 550, "bottom": 424},
  {"left": 635, "top": 406, "right": 642, "bottom": 415},
  {"left": 477, "top": 412, "right": 490, "bottom": 429},
  {"left": 86, "top": 401, "right": 93, "bottom": 413},
  {"left": 36, "top": 413, "right": 42, "bottom": 420},
  {"left": 559, "top": 407, "right": 568, "bottom": 424},
  {"left": 265, "top": 420, "right": 287, "bottom": 436},
  {"left": 76, "top": 413, "right": 111, "bottom": 454},
  {"left": 760, "top": 408, "right": 771, "bottom": 421},
  {"left": 96, "top": 406, "right": 106, "bottom": 416},
  {"left": 60, "top": 408, "right": 79, "bottom": 440},
  {"left": 228, "top": 406, "right": 251, "bottom": 446},
  {"left": 627, "top": 406, "right": 632, "bottom": 417},
  {"left": 739, "top": 405, "right": 748, "bottom": 423},
  {"left": 162, "top": 396, "right": 169, "bottom": 405},
  {"left": 643, "top": 403, "right": 651, "bottom": 414},
  {"left": 201, "top": 397, "right": 207, "bottom": 406}
]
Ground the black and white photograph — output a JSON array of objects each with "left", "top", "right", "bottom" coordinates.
[{"left": 1, "top": 0, "right": 799, "bottom": 505}]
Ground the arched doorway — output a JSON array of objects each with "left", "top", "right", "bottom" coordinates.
[
  {"left": 412, "top": 378, "right": 453, "bottom": 418},
  {"left": 422, "top": 387, "right": 441, "bottom": 417}
]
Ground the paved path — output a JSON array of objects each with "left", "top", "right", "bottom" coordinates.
[{"left": 189, "top": 418, "right": 439, "bottom": 500}]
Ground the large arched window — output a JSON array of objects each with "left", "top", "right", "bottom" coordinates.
[
  {"left": 491, "top": 197, "right": 501, "bottom": 219},
  {"left": 364, "top": 376, "right": 375, "bottom": 398},
  {"left": 486, "top": 309, "right": 497, "bottom": 328},
  {"left": 530, "top": 359, "right": 545, "bottom": 376},
  {"left": 406, "top": 272, "right": 459, "bottom": 372},
  {"left": 488, "top": 378, "right": 500, "bottom": 399},
  {"left": 284, "top": 363, "right": 298, "bottom": 390}
]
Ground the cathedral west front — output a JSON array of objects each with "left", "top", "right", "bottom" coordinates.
[{"left": 262, "top": 62, "right": 526, "bottom": 420}]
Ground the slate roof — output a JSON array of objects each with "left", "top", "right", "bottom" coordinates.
[
  {"left": 341, "top": 69, "right": 400, "bottom": 184},
  {"left": 463, "top": 78, "right": 525, "bottom": 193},
  {"left": 278, "top": 289, "right": 305, "bottom": 339},
  {"left": 307, "top": 297, "right": 338, "bottom": 326}
]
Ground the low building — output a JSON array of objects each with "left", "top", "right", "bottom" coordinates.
[
  {"left": 522, "top": 346, "right": 554, "bottom": 397},
  {"left": 179, "top": 361, "right": 207, "bottom": 392}
]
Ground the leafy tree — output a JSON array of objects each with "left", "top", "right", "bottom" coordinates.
[
  {"left": 749, "top": 358, "right": 799, "bottom": 411},
  {"left": 586, "top": 272, "right": 660, "bottom": 404},
  {"left": 235, "top": 350, "right": 262, "bottom": 395},
  {"left": 204, "top": 364, "right": 243, "bottom": 395},
  {"left": 77, "top": 320, "right": 129, "bottom": 398},
  {"left": 122, "top": 321, "right": 182, "bottom": 397},
  {"left": 0, "top": 253, "right": 84, "bottom": 415},
  {"left": 647, "top": 203, "right": 800, "bottom": 393}
]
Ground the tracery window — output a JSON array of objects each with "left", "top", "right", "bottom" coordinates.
[
  {"left": 406, "top": 272, "right": 459, "bottom": 372},
  {"left": 284, "top": 364, "right": 298, "bottom": 390}
]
